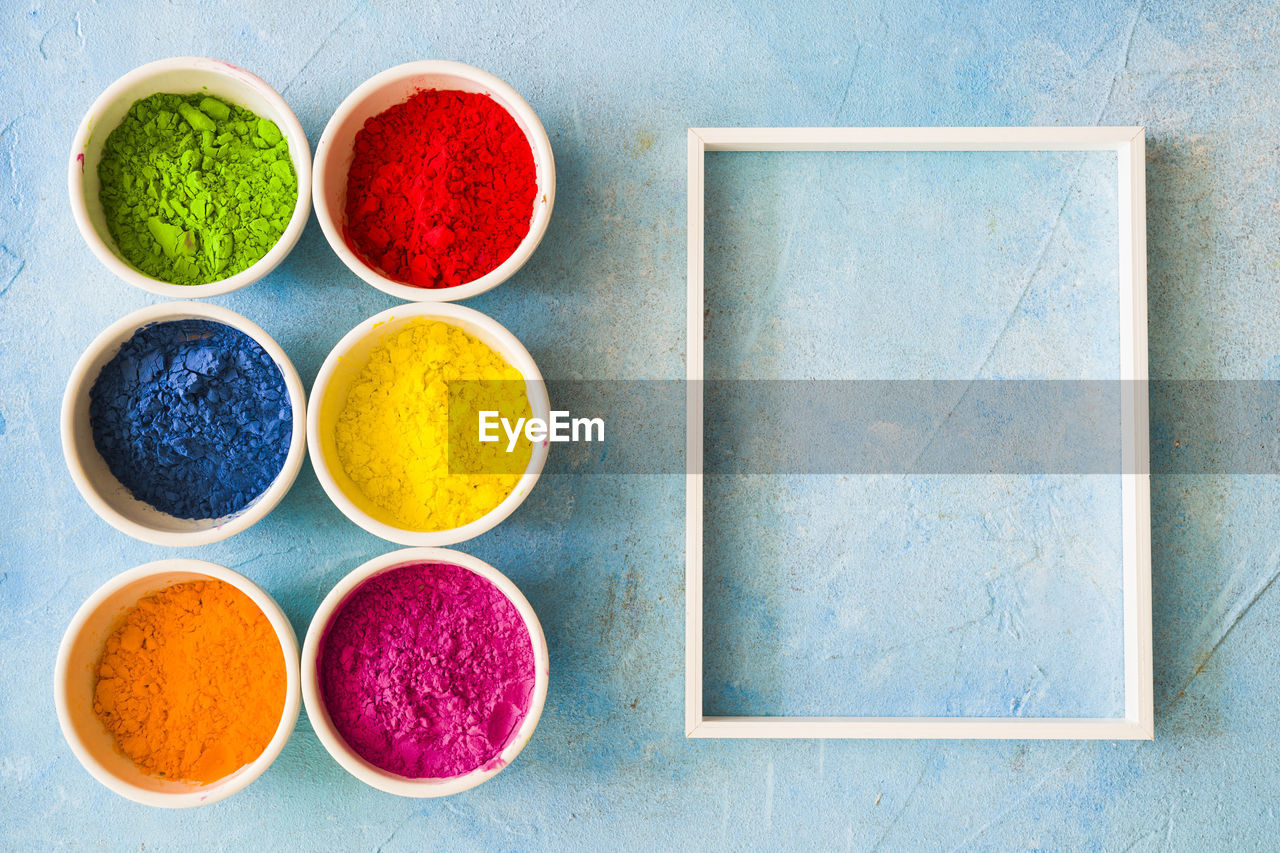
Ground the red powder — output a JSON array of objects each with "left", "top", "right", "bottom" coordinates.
[
  {"left": 343, "top": 89, "right": 538, "bottom": 288},
  {"left": 318, "top": 562, "right": 536, "bottom": 779}
]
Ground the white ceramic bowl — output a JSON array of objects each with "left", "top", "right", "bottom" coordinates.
[
  {"left": 308, "top": 302, "right": 549, "bottom": 545},
  {"left": 68, "top": 57, "right": 312, "bottom": 298},
  {"left": 302, "top": 547, "right": 548, "bottom": 797},
  {"left": 313, "top": 60, "right": 555, "bottom": 302},
  {"left": 61, "top": 301, "right": 307, "bottom": 547},
  {"left": 55, "top": 560, "right": 301, "bottom": 808}
]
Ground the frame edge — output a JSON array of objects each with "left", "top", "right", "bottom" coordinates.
[
  {"left": 694, "top": 717, "right": 1154, "bottom": 740},
  {"left": 684, "top": 126, "right": 1152, "bottom": 740},
  {"left": 686, "top": 129, "right": 706, "bottom": 737}
]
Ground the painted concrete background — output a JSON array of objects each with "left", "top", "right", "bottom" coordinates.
[
  {"left": 1, "top": 0, "right": 1277, "bottom": 849},
  {"left": 703, "top": 150, "right": 1125, "bottom": 719}
]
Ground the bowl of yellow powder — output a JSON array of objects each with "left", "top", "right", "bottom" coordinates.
[
  {"left": 68, "top": 57, "right": 311, "bottom": 298},
  {"left": 54, "top": 559, "right": 300, "bottom": 808},
  {"left": 308, "top": 303, "right": 550, "bottom": 545}
]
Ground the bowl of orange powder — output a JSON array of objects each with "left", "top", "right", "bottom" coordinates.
[{"left": 54, "top": 559, "right": 300, "bottom": 807}]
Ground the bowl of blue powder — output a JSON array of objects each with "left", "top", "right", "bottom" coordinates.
[{"left": 61, "top": 302, "right": 306, "bottom": 546}]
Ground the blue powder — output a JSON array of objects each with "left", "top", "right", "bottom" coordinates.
[{"left": 89, "top": 319, "right": 292, "bottom": 520}]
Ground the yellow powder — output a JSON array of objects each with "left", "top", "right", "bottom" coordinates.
[{"left": 335, "top": 319, "right": 532, "bottom": 531}]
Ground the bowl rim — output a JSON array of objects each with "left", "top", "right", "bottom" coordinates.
[
  {"left": 67, "top": 56, "right": 313, "bottom": 298},
  {"left": 312, "top": 59, "right": 556, "bottom": 303},
  {"left": 53, "top": 559, "right": 302, "bottom": 808},
  {"left": 306, "top": 301, "right": 549, "bottom": 545},
  {"left": 300, "top": 546, "right": 549, "bottom": 797},
  {"left": 60, "top": 300, "right": 308, "bottom": 547}
]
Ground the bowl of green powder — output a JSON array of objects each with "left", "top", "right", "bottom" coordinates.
[{"left": 69, "top": 57, "right": 311, "bottom": 297}]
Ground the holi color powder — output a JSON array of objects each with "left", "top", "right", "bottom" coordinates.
[
  {"left": 93, "top": 579, "right": 286, "bottom": 784},
  {"left": 343, "top": 89, "right": 537, "bottom": 288},
  {"left": 97, "top": 92, "right": 298, "bottom": 285},
  {"left": 318, "top": 562, "right": 536, "bottom": 779},
  {"left": 334, "top": 318, "right": 531, "bottom": 531},
  {"left": 89, "top": 319, "right": 292, "bottom": 519}
]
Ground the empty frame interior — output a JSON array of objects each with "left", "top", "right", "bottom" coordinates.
[{"left": 686, "top": 127, "right": 1151, "bottom": 740}]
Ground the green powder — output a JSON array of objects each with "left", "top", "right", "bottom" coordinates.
[{"left": 97, "top": 93, "right": 298, "bottom": 285}]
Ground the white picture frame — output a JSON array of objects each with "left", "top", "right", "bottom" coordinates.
[{"left": 685, "top": 126, "right": 1152, "bottom": 739}]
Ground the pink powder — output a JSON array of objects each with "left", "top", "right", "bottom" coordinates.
[{"left": 318, "top": 561, "right": 536, "bottom": 778}]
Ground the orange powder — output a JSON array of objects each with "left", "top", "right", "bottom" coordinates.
[{"left": 93, "top": 579, "right": 286, "bottom": 783}]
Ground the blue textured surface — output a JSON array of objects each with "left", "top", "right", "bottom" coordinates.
[
  {"left": 703, "top": 150, "right": 1125, "bottom": 718},
  {"left": 2, "top": 0, "right": 1279, "bottom": 849}
]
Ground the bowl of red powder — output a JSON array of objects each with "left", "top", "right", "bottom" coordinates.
[
  {"left": 301, "top": 547, "right": 548, "bottom": 797},
  {"left": 313, "top": 60, "right": 554, "bottom": 301},
  {"left": 54, "top": 559, "right": 300, "bottom": 808}
]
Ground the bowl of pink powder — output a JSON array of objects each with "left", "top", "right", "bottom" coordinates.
[{"left": 301, "top": 547, "right": 548, "bottom": 796}]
